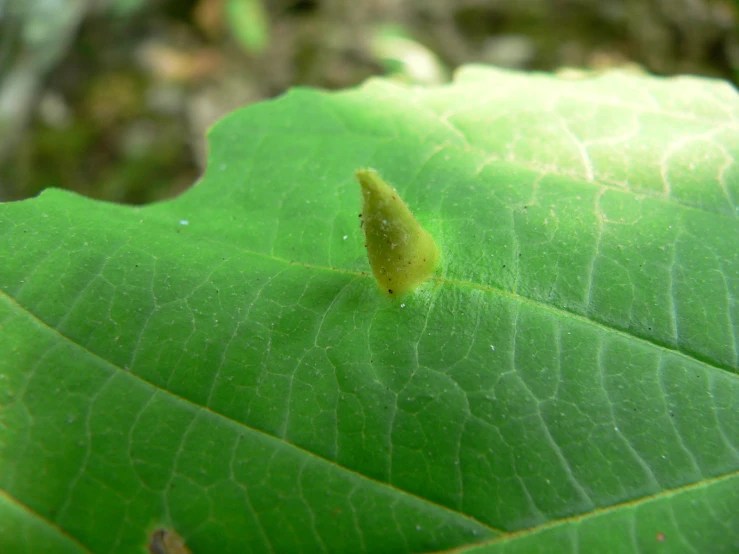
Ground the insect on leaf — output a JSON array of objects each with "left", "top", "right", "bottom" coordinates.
[{"left": 356, "top": 168, "right": 439, "bottom": 296}]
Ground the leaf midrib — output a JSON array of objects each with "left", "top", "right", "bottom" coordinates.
[{"left": 184, "top": 232, "right": 739, "bottom": 379}]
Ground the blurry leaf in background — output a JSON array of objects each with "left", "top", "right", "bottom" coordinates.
[
  {"left": 372, "top": 24, "right": 449, "bottom": 86},
  {"left": 226, "top": 0, "right": 269, "bottom": 54},
  {"left": 105, "top": 0, "right": 148, "bottom": 18}
]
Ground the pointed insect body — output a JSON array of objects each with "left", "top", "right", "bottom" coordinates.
[{"left": 356, "top": 168, "right": 439, "bottom": 297}]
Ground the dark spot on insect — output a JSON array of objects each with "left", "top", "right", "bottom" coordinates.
[{"left": 388, "top": 289, "right": 393, "bottom": 294}]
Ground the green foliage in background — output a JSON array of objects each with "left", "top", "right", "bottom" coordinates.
[
  {"left": 1, "top": 66, "right": 738, "bottom": 553},
  {"left": 226, "top": 0, "right": 270, "bottom": 54}
]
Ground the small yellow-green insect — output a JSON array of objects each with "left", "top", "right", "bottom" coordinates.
[{"left": 356, "top": 168, "right": 439, "bottom": 297}]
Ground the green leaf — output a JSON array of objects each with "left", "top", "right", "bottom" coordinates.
[
  {"left": 1, "top": 66, "right": 738, "bottom": 553},
  {"left": 225, "top": 0, "right": 269, "bottom": 54}
]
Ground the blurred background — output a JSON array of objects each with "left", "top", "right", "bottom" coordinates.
[{"left": 0, "top": 0, "right": 737, "bottom": 203}]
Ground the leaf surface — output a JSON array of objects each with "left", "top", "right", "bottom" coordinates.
[{"left": 1, "top": 66, "right": 738, "bottom": 553}]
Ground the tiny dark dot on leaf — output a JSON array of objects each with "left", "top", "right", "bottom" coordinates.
[{"left": 388, "top": 289, "right": 393, "bottom": 294}]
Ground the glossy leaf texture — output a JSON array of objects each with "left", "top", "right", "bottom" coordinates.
[{"left": 1, "top": 66, "right": 738, "bottom": 553}]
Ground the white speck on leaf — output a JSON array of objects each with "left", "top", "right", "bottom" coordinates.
[
  {"left": 401, "top": 303, "right": 406, "bottom": 308},
  {"left": 343, "top": 235, "right": 348, "bottom": 240},
  {"left": 490, "top": 345, "right": 495, "bottom": 351},
  {"left": 179, "top": 220, "right": 189, "bottom": 225}
]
